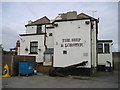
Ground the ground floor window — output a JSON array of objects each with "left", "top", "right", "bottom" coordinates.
[
  {"left": 30, "top": 41, "right": 38, "bottom": 54},
  {"left": 98, "top": 43, "right": 110, "bottom": 54}
]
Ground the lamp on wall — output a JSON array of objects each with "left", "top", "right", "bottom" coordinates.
[
  {"left": 25, "top": 47, "right": 28, "bottom": 51},
  {"left": 85, "top": 21, "right": 89, "bottom": 25},
  {"left": 38, "top": 49, "right": 41, "bottom": 51}
]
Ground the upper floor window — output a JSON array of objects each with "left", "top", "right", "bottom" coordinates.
[
  {"left": 98, "top": 44, "right": 103, "bottom": 53},
  {"left": 30, "top": 41, "right": 38, "bottom": 54},
  {"left": 37, "top": 25, "right": 42, "bottom": 34},
  {"left": 104, "top": 44, "right": 110, "bottom": 53}
]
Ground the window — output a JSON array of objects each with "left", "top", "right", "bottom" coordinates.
[
  {"left": 63, "top": 50, "right": 67, "bottom": 54},
  {"left": 98, "top": 44, "right": 103, "bottom": 53},
  {"left": 85, "top": 21, "right": 89, "bottom": 25},
  {"left": 104, "top": 44, "right": 110, "bottom": 53},
  {"left": 37, "top": 25, "right": 42, "bottom": 34},
  {"left": 30, "top": 42, "right": 38, "bottom": 54},
  {"left": 49, "top": 33, "right": 52, "bottom": 36}
]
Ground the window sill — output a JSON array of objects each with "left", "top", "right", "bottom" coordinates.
[
  {"left": 98, "top": 53, "right": 110, "bottom": 54},
  {"left": 29, "top": 53, "right": 38, "bottom": 54}
]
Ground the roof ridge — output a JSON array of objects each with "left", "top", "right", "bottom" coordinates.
[
  {"left": 25, "top": 16, "right": 50, "bottom": 26},
  {"left": 77, "top": 12, "right": 96, "bottom": 19},
  {"left": 32, "top": 16, "right": 50, "bottom": 23}
]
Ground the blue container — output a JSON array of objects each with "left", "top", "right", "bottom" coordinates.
[{"left": 18, "top": 62, "right": 33, "bottom": 75}]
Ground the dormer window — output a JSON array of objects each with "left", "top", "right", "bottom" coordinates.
[{"left": 37, "top": 25, "right": 42, "bottom": 34}]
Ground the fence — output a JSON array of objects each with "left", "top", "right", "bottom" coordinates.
[
  {"left": 2, "top": 55, "right": 36, "bottom": 76},
  {"left": 35, "top": 63, "right": 52, "bottom": 73},
  {"left": 112, "top": 52, "right": 120, "bottom": 71},
  {"left": 2, "top": 52, "right": 119, "bottom": 76}
]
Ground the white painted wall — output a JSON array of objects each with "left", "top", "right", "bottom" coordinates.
[
  {"left": 54, "top": 19, "right": 92, "bottom": 68},
  {"left": 26, "top": 25, "right": 45, "bottom": 34},
  {"left": 19, "top": 35, "right": 45, "bottom": 62},
  {"left": 46, "top": 27, "right": 54, "bottom": 48},
  {"left": 42, "top": 25, "right": 45, "bottom": 33},
  {"left": 98, "top": 43, "right": 113, "bottom": 67},
  {"left": 98, "top": 54, "right": 112, "bottom": 67},
  {"left": 26, "top": 26, "right": 37, "bottom": 34}
]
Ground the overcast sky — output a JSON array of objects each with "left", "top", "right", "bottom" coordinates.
[{"left": 1, "top": 2, "right": 118, "bottom": 51}]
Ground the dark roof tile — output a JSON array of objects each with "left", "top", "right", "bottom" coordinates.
[
  {"left": 77, "top": 13, "right": 96, "bottom": 20},
  {"left": 25, "top": 16, "right": 50, "bottom": 26}
]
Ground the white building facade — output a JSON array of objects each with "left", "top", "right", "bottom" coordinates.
[
  {"left": 19, "top": 16, "right": 50, "bottom": 63},
  {"left": 19, "top": 11, "right": 113, "bottom": 76}
]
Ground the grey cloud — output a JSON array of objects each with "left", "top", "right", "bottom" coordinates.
[
  {"left": 2, "top": 26, "right": 20, "bottom": 51},
  {"left": 2, "top": 2, "right": 118, "bottom": 52}
]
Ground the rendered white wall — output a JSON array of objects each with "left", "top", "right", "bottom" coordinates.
[
  {"left": 98, "top": 54, "right": 112, "bottom": 67},
  {"left": 26, "top": 26, "right": 37, "bottom": 34},
  {"left": 42, "top": 25, "right": 45, "bottom": 33},
  {"left": 46, "top": 28, "right": 54, "bottom": 48},
  {"left": 19, "top": 35, "right": 45, "bottom": 62},
  {"left": 26, "top": 25, "right": 45, "bottom": 34},
  {"left": 54, "top": 20, "right": 92, "bottom": 68}
]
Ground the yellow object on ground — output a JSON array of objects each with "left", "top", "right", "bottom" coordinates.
[{"left": 2, "top": 64, "right": 11, "bottom": 78}]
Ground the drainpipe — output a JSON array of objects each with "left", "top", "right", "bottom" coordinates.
[
  {"left": 90, "top": 18, "right": 93, "bottom": 70},
  {"left": 96, "top": 19, "right": 99, "bottom": 67},
  {"left": 106, "top": 61, "right": 112, "bottom": 72},
  {"left": 44, "top": 24, "right": 47, "bottom": 49},
  {"left": 43, "top": 24, "right": 47, "bottom": 64}
]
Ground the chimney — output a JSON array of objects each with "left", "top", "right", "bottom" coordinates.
[
  {"left": 67, "top": 11, "right": 77, "bottom": 19},
  {"left": 28, "top": 20, "right": 32, "bottom": 24}
]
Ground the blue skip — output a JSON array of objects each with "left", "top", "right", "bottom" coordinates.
[{"left": 18, "top": 62, "right": 34, "bottom": 76}]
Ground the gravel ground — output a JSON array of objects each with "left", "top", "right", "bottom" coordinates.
[{"left": 2, "top": 71, "right": 119, "bottom": 88}]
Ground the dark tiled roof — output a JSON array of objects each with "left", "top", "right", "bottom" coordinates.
[
  {"left": 44, "top": 48, "right": 54, "bottom": 54},
  {"left": 54, "top": 12, "right": 96, "bottom": 22},
  {"left": 77, "top": 13, "right": 96, "bottom": 20},
  {"left": 60, "top": 13, "right": 67, "bottom": 20},
  {"left": 25, "top": 16, "right": 50, "bottom": 26}
]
